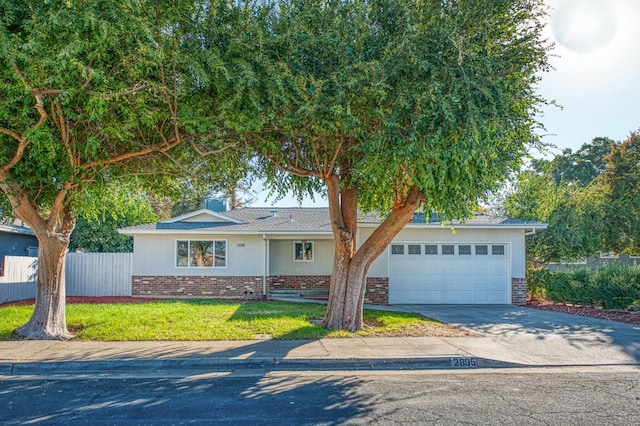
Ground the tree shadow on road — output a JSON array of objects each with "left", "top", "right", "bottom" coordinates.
[{"left": 0, "top": 334, "right": 383, "bottom": 424}]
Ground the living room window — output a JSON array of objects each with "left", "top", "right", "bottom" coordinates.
[
  {"left": 294, "top": 241, "right": 314, "bottom": 262},
  {"left": 176, "top": 240, "right": 226, "bottom": 268}
]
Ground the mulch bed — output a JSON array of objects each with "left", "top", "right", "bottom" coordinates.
[{"left": 527, "top": 300, "right": 640, "bottom": 326}]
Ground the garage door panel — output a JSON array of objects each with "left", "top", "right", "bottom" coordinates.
[
  {"left": 389, "top": 242, "right": 509, "bottom": 304},
  {"left": 391, "top": 290, "right": 424, "bottom": 304},
  {"left": 457, "top": 290, "right": 474, "bottom": 303}
]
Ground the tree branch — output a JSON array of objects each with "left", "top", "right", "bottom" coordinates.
[
  {"left": 80, "top": 135, "right": 183, "bottom": 170},
  {"left": 0, "top": 129, "right": 27, "bottom": 175},
  {"left": 268, "top": 155, "right": 320, "bottom": 179},
  {"left": 190, "top": 140, "right": 237, "bottom": 157}
]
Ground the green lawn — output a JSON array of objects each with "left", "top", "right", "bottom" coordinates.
[{"left": 0, "top": 299, "right": 452, "bottom": 341}]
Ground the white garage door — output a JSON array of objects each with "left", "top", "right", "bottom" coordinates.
[{"left": 388, "top": 243, "right": 509, "bottom": 304}]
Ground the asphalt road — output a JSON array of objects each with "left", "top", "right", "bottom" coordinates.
[{"left": 1, "top": 368, "right": 639, "bottom": 425}]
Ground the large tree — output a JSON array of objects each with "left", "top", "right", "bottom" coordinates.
[
  {"left": 0, "top": 0, "right": 246, "bottom": 339},
  {"left": 68, "top": 182, "right": 158, "bottom": 253},
  {"left": 245, "top": 0, "right": 550, "bottom": 330},
  {"left": 598, "top": 131, "right": 640, "bottom": 254},
  {"left": 503, "top": 166, "right": 603, "bottom": 265},
  {"left": 501, "top": 135, "right": 640, "bottom": 265}
]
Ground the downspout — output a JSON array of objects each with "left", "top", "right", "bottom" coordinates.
[{"left": 263, "top": 234, "right": 269, "bottom": 298}]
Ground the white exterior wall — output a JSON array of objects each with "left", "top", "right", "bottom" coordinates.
[
  {"left": 360, "top": 226, "right": 527, "bottom": 278},
  {"left": 269, "top": 239, "right": 334, "bottom": 275},
  {"left": 132, "top": 234, "right": 265, "bottom": 276},
  {"left": 132, "top": 227, "right": 527, "bottom": 279}
]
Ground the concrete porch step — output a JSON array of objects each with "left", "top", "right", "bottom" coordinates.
[{"left": 270, "top": 289, "right": 329, "bottom": 300}]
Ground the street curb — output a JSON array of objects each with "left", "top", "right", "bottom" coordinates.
[{"left": 1, "top": 357, "right": 524, "bottom": 376}]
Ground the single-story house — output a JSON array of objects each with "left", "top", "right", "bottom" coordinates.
[
  {"left": 118, "top": 207, "right": 546, "bottom": 305},
  {"left": 0, "top": 222, "right": 38, "bottom": 260}
]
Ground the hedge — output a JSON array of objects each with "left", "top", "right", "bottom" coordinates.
[{"left": 528, "top": 263, "right": 640, "bottom": 310}]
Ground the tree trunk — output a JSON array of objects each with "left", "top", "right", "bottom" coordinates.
[
  {"left": 323, "top": 176, "right": 423, "bottom": 331},
  {"left": 14, "top": 229, "right": 73, "bottom": 340},
  {"left": 5, "top": 186, "right": 77, "bottom": 341}
]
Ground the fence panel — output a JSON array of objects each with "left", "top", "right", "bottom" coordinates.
[
  {"left": 0, "top": 256, "right": 38, "bottom": 303},
  {"left": 0, "top": 253, "right": 133, "bottom": 303},
  {"left": 66, "top": 253, "right": 133, "bottom": 296}
]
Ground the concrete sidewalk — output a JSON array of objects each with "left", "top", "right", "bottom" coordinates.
[
  {"left": 1, "top": 304, "right": 638, "bottom": 376},
  {"left": 0, "top": 336, "right": 530, "bottom": 376}
]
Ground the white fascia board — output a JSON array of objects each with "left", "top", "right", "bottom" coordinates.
[
  {"left": 118, "top": 228, "right": 257, "bottom": 236},
  {"left": 357, "top": 222, "right": 548, "bottom": 230},
  {"left": 161, "top": 209, "right": 243, "bottom": 224},
  {"left": 117, "top": 229, "right": 334, "bottom": 237},
  {"left": 260, "top": 231, "right": 334, "bottom": 240}
]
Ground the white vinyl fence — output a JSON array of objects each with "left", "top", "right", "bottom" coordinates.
[
  {"left": 0, "top": 253, "right": 133, "bottom": 304},
  {"left": 0, "top": 256, "right": 38, "bottom": 303}
]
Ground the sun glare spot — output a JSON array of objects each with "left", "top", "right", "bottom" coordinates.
[{"left": 551, "top": 0, "right": 617, "bottom": 53}]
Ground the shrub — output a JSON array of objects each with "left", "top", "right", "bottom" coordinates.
[
  {"left": 534, "top": 263, "right": 640, "bottom": 310},
  {"left": 527, "top": 265, "right": 550, "bottom": 301}
]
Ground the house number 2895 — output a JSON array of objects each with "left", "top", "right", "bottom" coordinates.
[{"left": 450, "top": 357, "right": 478, "bottom": 368}]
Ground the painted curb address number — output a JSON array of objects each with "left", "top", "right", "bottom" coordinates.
[{"left": 450, "top": 357, "right": 478, "bottom": 368}]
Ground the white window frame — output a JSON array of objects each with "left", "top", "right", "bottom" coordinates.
[
  {"left": 293, "top": 241, "right": 314, "bottom": 262},
  {"left": 176, "top": 239, "right": 227, "bottom": 268},
  {"left": 391, "top": 244, "right": 405, "bottom": 255}
]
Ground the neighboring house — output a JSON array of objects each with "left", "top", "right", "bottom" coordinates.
[
  {"left": 0, "top": 222, "right": 38, "bottom": 260},
  {"left": 119, "top": 207, "right": 546, "bottom": 305},
  {"left": 548, "top": 253, "right": 640, "bottom": 271}
]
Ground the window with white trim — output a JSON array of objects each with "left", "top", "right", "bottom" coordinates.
[
  {"left": 442, "top": 245, "right": 455, "bottom": 255},
  {"left": 294, "top": 241, "right": 314, "bottom": 262},
  {"left": 176, "top": 240, "right": 226, "bottom": 268},
  {"left": 408, "top": 244, "right": 421, "bottom": 255},
  {"left": 475, "top": 245, "right": 488, "bottom": 255},
  {"left": 425, "top": 244, "right": 438, "bottom": 255},
  {"left": 492, "top": 245, "right": 505, "bottom": 255},
  {"left": 391, "top": 244, "right": 404, "bottom": 255}
]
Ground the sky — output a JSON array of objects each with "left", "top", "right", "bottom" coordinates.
[
  {"left": 255, "top": 0, "right": 640, "bottom": 207},
  {"left": 538, "top": 0, "right": 640, "bottom": 154}
]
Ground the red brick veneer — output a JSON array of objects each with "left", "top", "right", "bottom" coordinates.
[
  {"left": 267, "top": 275, "right": 389, "bottom": 305},
  {"left": 511, "top": 277, "right": 527, "bottom": 305},
  {"left": 132, "top": 275, "right": 263, "bottom": 299},
  {"left": 131, "top": 275, "right": 389, "bottom": 304}
]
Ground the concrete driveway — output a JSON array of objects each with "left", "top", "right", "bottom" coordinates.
[{"left": 399, "top": 305, "right": 640, "bottom": 367}]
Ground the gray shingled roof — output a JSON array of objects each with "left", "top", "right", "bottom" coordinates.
[
  {"left": 119, "top": 208, "right": 546, "bottom": 235},
  {"left": 0, "top": 223, "right": 35, "bottom": 236}
]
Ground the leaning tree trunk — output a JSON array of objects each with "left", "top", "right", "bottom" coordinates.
[
  {"left": 323, "top": 176, "right": 423, "bottom": 332},
  {"left": 14, "top": 230, "right": 73, "bottom": 340}
]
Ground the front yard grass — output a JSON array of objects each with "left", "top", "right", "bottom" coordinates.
[{"left": 0, "top": 299, "right": 465, "bottom": 341}]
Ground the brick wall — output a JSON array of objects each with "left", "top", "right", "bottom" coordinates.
[
  {"left": 132, "top": 275, "right": 263, "bottom": 299},
  {"left": 132, "top": 274, "right": 390, "bottom": 304},
  {"left": 267, "top": 275, "right": 389, "bottom": 305},
  {"left": 364, "top": 277, "right": 389, "bottom": 305},
  {"left": 268, "top": 275, "right": 331, "bottom": 290},
  {"left": 511, "top": 277, "right": 527, "bottom": 305}
]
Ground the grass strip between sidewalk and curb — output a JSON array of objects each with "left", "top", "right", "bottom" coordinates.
[{"left": 0, "top": 299, "right": 470, "bottom": 341}]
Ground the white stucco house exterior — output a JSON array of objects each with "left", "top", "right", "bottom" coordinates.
[{"left": 118, "top": 207, "right": 546, "bottom": 305}]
